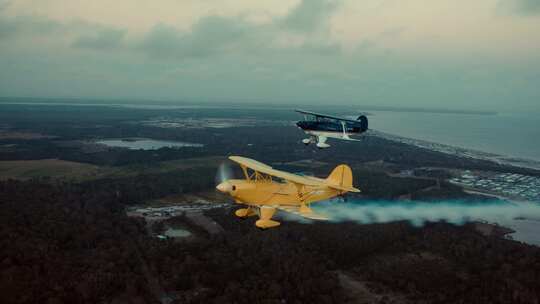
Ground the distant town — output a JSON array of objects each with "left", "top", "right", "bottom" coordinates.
[{"left": 450, "top": 171, "right": 540, "bottom": 201}]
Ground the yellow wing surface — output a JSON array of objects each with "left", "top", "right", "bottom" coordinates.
[
  {"left": 228, "top": 156, "right": 360, "bottom": 193},
  {"left": 229, "top": 156, "right": 321, "bottom": 186}
]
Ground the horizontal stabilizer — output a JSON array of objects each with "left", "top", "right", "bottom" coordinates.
[{"left": 327, "top": 183, "right": 361, "bottom": 193}]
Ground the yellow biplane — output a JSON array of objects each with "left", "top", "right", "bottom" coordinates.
[{"left": 216, "top": 156, "right": 360, "bottom": 229}]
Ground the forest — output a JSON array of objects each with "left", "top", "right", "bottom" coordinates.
[{"left": 2, "top": 179, "right": 540, "bottom": 304}]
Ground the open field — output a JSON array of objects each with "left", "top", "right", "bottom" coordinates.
[
  {"left": 0, "top": 130, "right": 56, "bottom": 140},
  {"left": 0, "top": 159, "right": 101, "bottom": 181},
  {"left": 94, "top": 156, "right": 225, "bottom": 180},
  {"left": 0, "top": 156, "right": 225, "bottom": 181}
]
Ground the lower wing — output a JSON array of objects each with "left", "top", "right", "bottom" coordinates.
[
  {"left": 277, "top": 206, "right": 329, "bottom": 221},
  {"left": 341, "top": 136, "right": 363, "bottom": 142}
]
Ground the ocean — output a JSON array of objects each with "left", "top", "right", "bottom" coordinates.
[{"left": 366, "top": 111, "right": 540, "bottom": 162}]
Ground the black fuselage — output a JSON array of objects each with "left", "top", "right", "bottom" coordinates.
[
  {"left": 296, "top": 120, "right": 361, "bottom": 133},
  {"left": 296, "top": 115, "right": 368, "bottom": 134}
]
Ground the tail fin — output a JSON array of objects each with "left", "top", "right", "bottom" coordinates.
[
  {"left": 356, "top": 115, "right": 368, "bottom": 132},
  {"left": 326, "top": 165, "right": 360, "bottom": 192}
]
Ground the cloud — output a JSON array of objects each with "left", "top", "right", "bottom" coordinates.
[
  {"left": 145, "top": 0, "right": 342, "bottom": 59},
  {"left": 1, "top": 4, "right": 341, "bottom": 60},
  {"left": 280, "top": 0, "right": 340, "bottom": 32},
  {"left": 138, "top": 15, "right": 251, "bottom": 59},
  {"left": 137, "top": 8, "right": 342, "bottom": 60},
  {"left": 378, "top": 26, "right": 407, "bottom": 39},
  {"left": 72, "top": 28, "right": 126, "bottom": 50},
  {"left": 0, "top": 13, "right": 127, "bottom": 50},
  {"left": 1, "top": 1, "right": 539, "bottom": 112},
  {"left": 0, "top": 0, "right": 11, "bottom": 11},
  {"left": 0, "top": 15, "right": 62, "bottom": 39},
  {"left": 498, "top": 0, "right": 540, "bottom": 16}
]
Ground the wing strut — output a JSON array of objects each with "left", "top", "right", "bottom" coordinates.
[
  {"left": 240, "top": 165, "right": 250, "bottom": 180},
  {"left": 340, "top": 121, "right": 350, "bottom": 140}
]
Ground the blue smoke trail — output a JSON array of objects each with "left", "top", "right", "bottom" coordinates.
[{"left": 310, "top": 199, "right": 540, "bottom": 227}]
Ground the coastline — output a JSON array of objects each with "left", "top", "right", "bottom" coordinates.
[
  {"left": 500, "top": 217, "right": 540, "bottom": 246},
  {"left": 370, "top": 130, "right": 540, "bottom": 246},
  {"left": 370, "top": 130, "right": 540, "bottom": 171}
]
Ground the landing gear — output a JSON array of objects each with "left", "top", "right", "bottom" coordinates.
[
  {"left": 316, "top": 142, "right": 330, "bottom": 149},
  {"left": 302, "top": 137, "right": 315, "bottom": 146},
  {"left": 235, "top": 207, "right": 256, "bottom": 218},
  {"left": 316, "top": 136, "right": 330, "bottom": 149},
  {"left": 255, "top": 206, "right": 280, "bottom": 229},
  {"left": 303, "top": 136, "right": 330, "bottom": 148}
]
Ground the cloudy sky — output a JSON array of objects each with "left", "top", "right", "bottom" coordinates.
[{"left": 0, "top": 0, "right": 539, "bottom": 111}]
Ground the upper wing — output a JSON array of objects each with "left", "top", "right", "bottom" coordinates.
[
  {"left": 277, "top": 205, "right": 329, "bottom": 221},
  {"left": 229, "top": 156, "right": 361, "bottom": 193},
  {"left": 295, "top": 109, "right": 360, "bottom": 124},
  {"left": 229, "top": 156, "right": 323, "bottom": 186}
]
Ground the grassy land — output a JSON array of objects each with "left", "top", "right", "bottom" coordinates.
[
  {"left": 0, "top": 159, "right": 101, "bottom": 181},
  {"left": 0, "top": 130, "right": 56, "bottom": 140},
  {"left": 99, "top": 156, "right": 225, "bottom": 179},
  {"left": 0, "top": 156, "right": 225, "bottom": 181}
]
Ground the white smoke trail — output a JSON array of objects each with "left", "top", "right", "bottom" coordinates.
[{"left": 309, "top": 200, "right": 540, "bottom": 227}]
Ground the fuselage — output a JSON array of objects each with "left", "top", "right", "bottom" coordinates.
[
  {"left": 217, "top": 179, "right": 340, "bottom": 207},
  {"left": 296, "top": 120, "right": 363, "bottom": 134},
  {"left": 296, "top": 115, "right": 368, "bottom": 148}
]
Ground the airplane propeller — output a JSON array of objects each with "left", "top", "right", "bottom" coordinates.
[{"left": 215, "top": 161, "right": 234, "bottom": 186}]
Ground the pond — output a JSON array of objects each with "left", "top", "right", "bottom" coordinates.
[
  {"left": 164, "top": 228, "right": 192, "bottom": 238},
  {"left": 96, "top": 138, "right": 203, "bottom": 150}
]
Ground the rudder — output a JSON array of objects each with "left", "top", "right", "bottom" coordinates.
[{"left": 326, "top": 164, "right": 353, "bottom": 189}]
